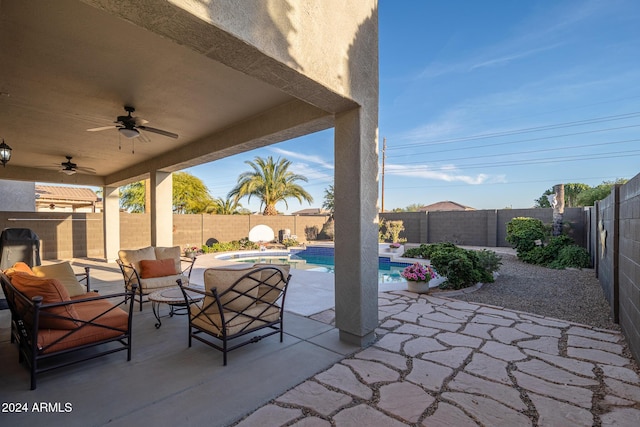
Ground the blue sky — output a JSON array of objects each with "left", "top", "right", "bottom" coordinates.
[{"left": 187, "top": 0, "right": 640, "bottom": 213}]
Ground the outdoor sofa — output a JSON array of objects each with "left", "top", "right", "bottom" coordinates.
[{"left": 0, "top": 261, "right": 136, "bottom": 390}]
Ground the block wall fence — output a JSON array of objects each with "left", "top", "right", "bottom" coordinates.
[
  {"left": 590, "top": 171, "right": 640, "bottom": 364},
  {"left": 1, "top": 207, "right": 588, "bottom": 260}
]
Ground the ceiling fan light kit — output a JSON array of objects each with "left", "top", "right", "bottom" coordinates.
[
  {"left": 118, "top": 127, "right": 140, "bottom": 138},
  {"left": 87, "top": 106, "right": 178, "bottom": 140}
]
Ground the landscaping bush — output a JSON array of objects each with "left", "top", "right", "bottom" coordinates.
[
  {"left": 476, "top": 249, "right": 503, "bottom": 274},
  {"left": 549, "top": 245, "right": 591, "bottom": 269},
  {"left": 404, "top": 242, "right": 500, "bottom": 290},
  {"left": 202, "top": 238, "right": 259, "bottom": 253},
  {"left": 506, "top": 217, "right": 547, "bottom": 256},
  {"left": 506, "top": 218, "right": 591, "bottom": 269},
  {"left": 402, "top": 245, "right": 428, "bottom": 258},
  {"left": 281, "top": 238, "right": 299, "bottom": 248}
]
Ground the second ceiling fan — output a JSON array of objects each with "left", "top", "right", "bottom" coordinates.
[{"left": 87, "top": 106, "right": 178, "bottom": 139}]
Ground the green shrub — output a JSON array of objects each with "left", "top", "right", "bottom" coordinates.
[
  {"left": 202, "top": 238, "right": 259, "bottom": 253},
  {"left": 281, "top": 238, "right": 299, "bottom": 247},
  {"left": 506, "top": 217, "right": 547, "bottom": 256},
  {"left": 548, "top": 245, "right": 591, "bottom": 269},
  {"left": 406, "top": 242, "right": 500, "bottom": 290},
  {"left": 476, "top": 249, "right": 503, "bottom": 274}
]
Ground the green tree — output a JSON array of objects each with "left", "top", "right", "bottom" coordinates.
[
  {"left": 228, "top": 156, "right": 313, "bottom": 215},
  {"left": 576, "top": 179, "right": 628, "bottom": 206},
  {"left": 535, "top": 183, "right": 590, "bottom": 208},
  {"left": 173, "top": 172, "right": 215, "bottom": 214},
  {"left": 120, "top": 181, "right": 146, "bottom": 212},
  {"left": 120, "top": 172, "right": 214, "bottom": 213},
  {"left": 322, "top": 184, "right": 335, "bottom": 218}
]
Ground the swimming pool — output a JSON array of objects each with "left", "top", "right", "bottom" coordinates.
[{"left": 219, "top": 246, "right": 415, "bottom": 283}]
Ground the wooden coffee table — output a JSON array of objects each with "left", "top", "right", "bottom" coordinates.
[{"left": 148, "top": 286, "right": 204, "bottom": 329}]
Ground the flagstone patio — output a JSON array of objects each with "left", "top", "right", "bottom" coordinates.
[{"left": 235, "top": 292, "right": 640, "bottom": 426}]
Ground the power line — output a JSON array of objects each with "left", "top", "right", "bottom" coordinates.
[
  {"left": 391, "top": 150, "right": 640, "bottom": 172},
  {"left": 389, "top": 111, "right": 640, "bottom": 150},
  {"left": 395, "top": 138, "right": 640, "bottom": 165},
  {"left": 385, "top": 174, "right": 630, "bottom": 190},
  {"left": 387, "top": 124, "right": 640, "bottom": 157}
]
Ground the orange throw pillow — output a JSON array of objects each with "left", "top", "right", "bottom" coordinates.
[
  {"left": 3, "top": 261, "right": 35, "bottom": 276},
  {"left": 139, "top": 258, "right": 177, "bottom": 279},
  {"left": 10, "top": 273, "right": 79, "bottom": 329}
]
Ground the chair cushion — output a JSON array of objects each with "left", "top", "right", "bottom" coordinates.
[
  {"left": 37, "top": 299, "right": 129, "bottom": 354},
  {"left": 32, "top": 261, "right": 86, "bottom": 297},
  {"left": 3, "top": 261, "right": 35, "bottom": 276},
  {"left": 191, "top": 304, "right": 280, "bottom": 337},
  {"left": 154, "top": 246, "right": 182, "bottom": 274},
  {"left": 118, "top": 246, "right": 156, "bottom": 273},
  {"left": 138, "top": 274, "right": 187, "bottom": 291},
  {"left": 252, "top": 263, "right": 290, "bottom": 304},
  {"left": 10, "top": 273, "right": 79, "bottom": 329},
  {"left": 139, "top": 258, "right": 177, "bottom": 279},
  {"left": 203, "top": 266, "right": 259, "bottom": 313}
]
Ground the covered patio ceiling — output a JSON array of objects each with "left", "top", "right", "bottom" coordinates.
[{"left": 0, "top": 0, "right": 344, "bottom": 188}]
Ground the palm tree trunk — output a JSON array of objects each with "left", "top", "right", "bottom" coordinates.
[{"left": 263, "top": 204, "right": 278, "bottom": 215}]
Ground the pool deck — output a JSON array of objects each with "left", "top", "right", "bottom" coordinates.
[{"left": 2, "top": 249, "right": 639, "bottom": 426}]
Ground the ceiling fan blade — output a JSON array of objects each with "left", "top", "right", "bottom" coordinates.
[
  {"left": 87, "top": 125, "right": 117, "bottom": 132},
  {"left": 75, "top": 166, "right": 97, "bottom": 174},
  {"left": 138, "top": 125, "right": 178, "bottom": 139},
  {"left": 137, "top": 130, "right": 151, "bottom": 143}
]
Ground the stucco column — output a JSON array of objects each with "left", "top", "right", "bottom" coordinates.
[
  {"left": 102, "top": 186, "right": 120, "bottom": 262},
  {"left": 334, "top": 107, "right": 379, "bottom": 346},
  {"left": 150, "top": 171, "right": 173, "bottom": 247}
]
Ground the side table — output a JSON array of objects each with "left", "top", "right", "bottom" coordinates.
[{"left": 147, "top": 286, "right": 204, "bottom": 329}]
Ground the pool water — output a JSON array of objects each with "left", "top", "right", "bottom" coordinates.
[{"left": 225, "top": 247, "right": 414, "bottom": 283}]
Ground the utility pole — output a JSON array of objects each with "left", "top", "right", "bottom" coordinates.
[{"left": 381, "top": 137, "right": 386, "bottom": 212}]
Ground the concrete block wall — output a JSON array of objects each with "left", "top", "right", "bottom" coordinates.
[
  {"left": 0, "top": 211, "right": 104, "bottom": 260},
  {"left": 616, "top": 175, "right": 640, "bottom": 362},
  {"left": 590, "top": 171, "right": 640, "bottom": 364},
  {"left": 381, "top": 207, "right": 587, "bottom": 248},
  {"left": 596, "top": 191, "right": 618, "bottom": 318},
  {"left": 119, "top": 213, "right": 151, "bottom": 250}
]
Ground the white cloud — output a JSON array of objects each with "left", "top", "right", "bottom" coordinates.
[
  {"left": 288, "top": 162, "right": 333, "bottom": 184},
  {"left": 386, "top": 163, "right": 506, "bottom": 185},
  {"left": 469, "top": 43, "right": 564, "bottom": 72},
  {"left": 269, "top": 148, "right": 334, "bottom": 170}
]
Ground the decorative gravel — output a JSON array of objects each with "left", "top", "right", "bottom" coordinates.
[{"left": 451, "top": 253, "right": 619, "bottom": 331}]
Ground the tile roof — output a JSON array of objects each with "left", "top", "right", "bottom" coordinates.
[
  {"left": 35, "top": 185, "right": 99, "bottom": 202},
  {"left": 418, "top": 200, "right": 475, "bottom": 212}
]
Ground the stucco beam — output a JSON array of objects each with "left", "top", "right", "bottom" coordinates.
[
  {"left": 104, "top": 99, "right": 333, "bottom": 187},
  {"left": 1, "top": 165, "right": 106, "bottom": 187},
  {"left": 80, "top": 0, "right": 359, "bottom": 114}
]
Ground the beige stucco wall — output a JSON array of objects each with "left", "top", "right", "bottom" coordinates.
[{"left": 172, "top": 0, "right": 377, "bottom": 107}]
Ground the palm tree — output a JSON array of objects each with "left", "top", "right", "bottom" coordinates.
[
  {"left": 209, "top": 196, "right": 244, "bottom": 215},
  {"left": 228, "top": 156, "right": 313, "bottom": 215}
]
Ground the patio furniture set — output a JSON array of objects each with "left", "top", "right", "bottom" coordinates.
[{"left": 1, "top": 240, "right": 291, "bottom": 389}]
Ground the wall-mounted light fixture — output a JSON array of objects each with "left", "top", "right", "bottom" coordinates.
[{"left": 0, "top": 139, "right": 12, "bottom": 167}]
